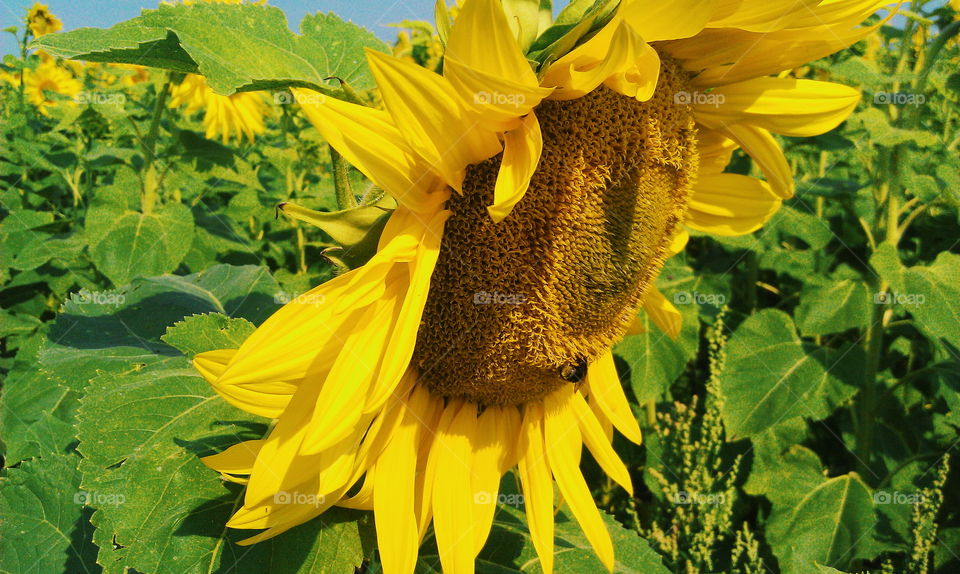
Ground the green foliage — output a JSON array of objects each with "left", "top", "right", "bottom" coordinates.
[{"left": 32, "top": 3, "right": 389, "bottom": 95}]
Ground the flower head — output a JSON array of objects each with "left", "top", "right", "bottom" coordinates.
[
  {"left": 194, "top": 1, "right": 892, "bottom": 572},
  {"left": 26, "top": 3, "right": 62, "bottom": 38},
  {"left": 23, "top": 58, "right": 81, "bottom": 115},
  {"left": 169, "top": 74, "right": 268, "bottom": 144}
]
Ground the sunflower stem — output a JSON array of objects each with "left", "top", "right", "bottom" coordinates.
[{"left": 140, "top": 77, "right": 172, "bottom": 214}]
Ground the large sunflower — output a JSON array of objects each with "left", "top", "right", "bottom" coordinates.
[{"left": 194, "top": 0, "right": 891, "bottom": 571}]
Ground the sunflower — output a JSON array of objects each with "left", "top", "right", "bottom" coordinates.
[
  {"left": 26, "top": 2, "right": 62, "bottom": 38},
  {"left": 23, "top": 58, "right": 81, "bottom": 115},
  {"left": 194, "top": 0, "right": 890, "bottom": 571},
  {"left": 168, "top": 73, "right": 268, "bottom": 145}
]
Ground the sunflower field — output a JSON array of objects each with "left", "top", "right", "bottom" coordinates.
[{"left": 1, "top": 0, "right": 959, "bottom": 573}]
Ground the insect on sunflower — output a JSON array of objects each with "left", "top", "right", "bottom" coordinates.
[{"left": 194, "top": 0, "right": 894, "bottom": 572}]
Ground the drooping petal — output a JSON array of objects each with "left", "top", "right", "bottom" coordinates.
[
  {"left": 367, "top": 49, "right": 502, "bottom": 192},
  {"left": 444, "top": 0, "right": 552, "bottom": 129},
  {"left": 687, "top": 173, "right": 782, "bottom": 236},
  {"left": 569, "top": 392, "right": 633, "bottom": 495},
  {"left": 722, "top": 123, "right": 795, "bottom": 198},
  {"left": 431, "top": 399, "right": 478, "bottom": 574},
  {"left": 694, "top": 77, "right": 861, "bottom": 137},
  {"left": 544, "top": 387, "right": 614, "bottom": 572},
  {"left": 373, "top": 387, "right": 423, "bottom": 574},
  {"left": 643, "top": 285, "right": 682, "bottom": 339},
  {"left": 471, "top": 405, "right": 522, "bottom": 553},
  {"left": 586, "top": 351, "right": 642, "bottom": 444},
  {"left": 363, "top": 209, "right": 451, "bottom": 415},
  {"left": 293, "top": 88, "right": 446, "bottom": 214},
  {"left": 489, "top": 112, "right": 543, "bottom": 222},
  {"left": 201, "top": 440, "right": 264, "bottom": 478},
  {"left": 541, "top": 18, "right": 648, "bottom": 101},
  {"left": 603, "top": 40, "right": 661, "bottom": 101},
  {"left": 193, "top": 348, "right": 235, "bottom": 383},
  {"left": 517, "top": 401, "right": 555, "bottom": 574}
]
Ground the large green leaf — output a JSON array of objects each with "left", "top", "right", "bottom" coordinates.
[
  {"left": 766, "top": 472, "right": 877, "bottom": 573},
  {"left": 795, "top": 279, "right": 871, "bottom": 336},
  {"left": 32, "top": 3, "right": 388, "bottom": 95},
  {"left": 85, "top": 200, "right": 195, "bottom": 287},
  {"left": 34, "top": 264, "right": 374, "bottom": 573},
  {"left": 904, "top": 252, "right": 960, "bottom": 350},
  {"left": 0, "top": 453, "right": 100, "bottom": 574},
  {"left": 719, "top": 310, "right": 855, "bottom": 438}
]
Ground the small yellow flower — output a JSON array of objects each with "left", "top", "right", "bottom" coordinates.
[
  {"left": 26, "top": 3, "right": 62, "bottom": 38},
  {"left": 23, "top": 59, "right": 81, "bottom": 115},
  {"left": 0, "top": 69, "right": 21, "bottom": 88},
  {"left": 168, "top": 74, "right": 269, "bottom": 145}
]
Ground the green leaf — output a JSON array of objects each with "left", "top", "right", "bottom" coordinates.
[
  {"left": 33, "top": 3, "right": 388, "bottom": 95},
  {"left": 86, "top": 200, "right": 194, "bottom": 287},
  {"left": 0, "top": 210, "right": 56, "bottom": 271},
  {"left": 161, "top": 313, "right": 256, "bottom": 357},
  {"left": 719, "top": 310, "right": 854, "bottom": 438},
  {"left": 0, "top": 453, "right": 100, "bottom": 574},
  {"left": 904, "top": 252, "right": 960, "bottom": 350},
  {"left": 36, "top": 264, "right": 371, "bottom": 573},
  {"left": 870, "top": 243, "right": 906, "bottom": 293},
  {"left": 795, "top": 279, "right": 871, "bottom": 336},
  {"left": 615, "top": 294, "right": 698, "bottom": 405},
  {"left": 766, "top": 473, "right": 877, "bottom": 574}
]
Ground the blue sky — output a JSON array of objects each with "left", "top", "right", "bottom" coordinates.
[{"left": 1, "top": 0, "right": 444, "bottom": 56}]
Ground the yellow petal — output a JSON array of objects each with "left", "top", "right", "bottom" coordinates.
[
  {"left": 201, "top": 439, "right": 264, "bottom": 476},
  {"left": 696, "top": 128, "right": 738, "bottom": 175},
  {"left": 367, "top": 49, "right": 502, "bottom": 192},
  {"left": 471, "top": 405, "right": 521, "bottom": 553},
  {"left": 544, "top": 388, "right": 614, "bottom": 572},
  {"left": 431, "top": 400, "right": 477, "bottom": 574},
  {"left": 444, "top": 0, "right": 552, "bottom": 129},
  {"left": 517, "top": 401, "right": 555, "bottom": 574},
  {"left": 706, "top": 0, "right": 819, "bottom": 32},
  {"left": 193, "top": 348, "right": 236, "bottom": 383},
  {"left": 569, "top": 391, "right": 633, "bottom": 495},
  {"left": 301, "top": 280, "right": 405, "bottom": 454},
  {"left": 603, "top": 40, "right": 661, "bottom": 101},
  {"left": 643, "top": 286, "right": 682, "bottom": 339},
  {"left": 585, "top": 351, "right": 642, "bottom": 444},
  {"left": 668, "top": 228, "right": 690, "bottom": 256},
  {"left": 337, "top": 467, "right": 374, "bottom": 510},
  {"left": 686, "top": 173, "right": 782, "bottom": 236},
  {"left": 489, "top": 112, "right": 542, "bottom": 222},
  {"left": 293, "top": 88, "right": 446, "bottom": 214},
  {"left": 541, "top": 18, "right": 644, "bottom": 101},
  {"left": 723, "top": 124, "right": 794, "bottom": 198},
  {"left": 620, "top": 0, "right": 719, "bottom": 41},
  {"left": 694, "top": 77, "right": 861, "bottom": 137},
  {"left": 373, "top": 390, "right": 422, "bottom": 574},
  {"left": 364, "top": 209, "right": 451, "bottom": 415}
]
